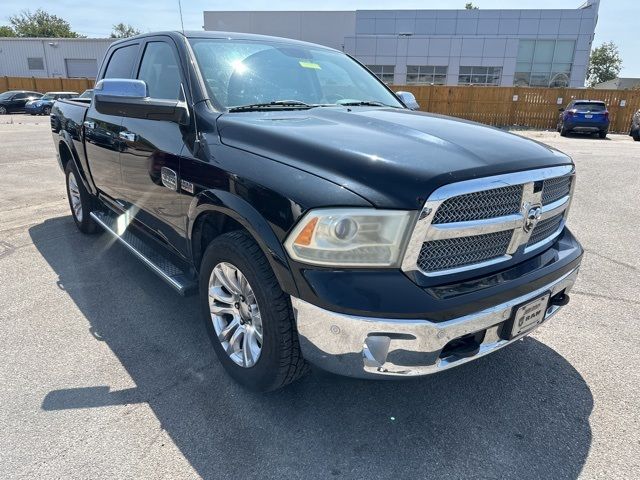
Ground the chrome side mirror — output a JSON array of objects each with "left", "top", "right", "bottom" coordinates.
[
  {"left": 93, "top": 78, "right": 189, "bottom": 125},
  {"left": 396, "top": 91, "right": 420, "bottom": 110}
]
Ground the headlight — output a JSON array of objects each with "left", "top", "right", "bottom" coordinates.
[{"left": 284, "top": 208, "right": 415, "bottom": 267}]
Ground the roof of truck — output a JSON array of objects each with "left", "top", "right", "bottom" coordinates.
[{"left": 110, "top": 30, "right": 338, "bottom": 52}]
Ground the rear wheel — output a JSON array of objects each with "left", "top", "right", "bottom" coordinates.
[
  {"left": 632, "top": 128, "right": 640, "bottom": 141},
  {"left": 65, "top": 161, "right": 99, "bottom": 234},
  {"left": 599, "top": 129, "right": 608, "bottom": 139},
  {"left": 560, "top": 123, "right": 569, "bottom": 137},
  {"left": 199, "top": 230, "right": 308, "bottom": 391}
]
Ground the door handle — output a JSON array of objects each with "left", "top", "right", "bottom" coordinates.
[
  {"left": 83, "top": 120, "right": 95, "bottom": 130},
  {"left": 119, "top": 131, "right": 136, "bottom": 142}
]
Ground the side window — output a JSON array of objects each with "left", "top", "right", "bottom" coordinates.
[
  {"left": 12, "top": 93, "right": 27, "bottom": 100},
  {"left": 103, "top": 44, "right": 138, "bottom": 79},
  {"left": 137, "top": 42, "right": 182, "bottom": 100}
]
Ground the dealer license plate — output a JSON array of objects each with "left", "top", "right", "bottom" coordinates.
[{"left": 511, "top": 294, "right": 550, "bottom": 337}]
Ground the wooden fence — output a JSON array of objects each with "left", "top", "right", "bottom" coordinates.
[
  {"left": 2, "top": 76, "right": 639, "bottom": 133},
  {"left": 391, "top": 85, "right": 640, "bottom": 134},
  {"left": 0, "top": 76, "right": 94, "bottom": 95}
]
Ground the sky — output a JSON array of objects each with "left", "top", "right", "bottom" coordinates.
[{"left": 1, "top": 0, "right": 638, "bottom": 76}]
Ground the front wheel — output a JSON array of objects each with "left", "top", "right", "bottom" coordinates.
[
  {"left": 631, "top": 129, "right": 640, "bottom": 141},
  {"left": 0, "top": 106, "right": 7, "bottom": 115},
  {"left": 199, "top": 231, "right": 308, "bottom": 391},
  {"left": 65, "top": 161, "right": 99, "bottom": 234},
  {"left": 43, "top": 106, "right": 51, "bottom": 116}
]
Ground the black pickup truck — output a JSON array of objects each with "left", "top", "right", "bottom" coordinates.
[{"left": 51, "top": 31, "right": 582, "bottom": 391}]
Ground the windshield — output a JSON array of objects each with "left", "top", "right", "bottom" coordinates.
[
  {"left": 80, "top": 90, "right": 93, "bottom": 98},
  {"left": 573, "top": 102, "right": 606, "bottom": 111},
  {"left": 188, "top": 38, "right": 403, "bottom": 110},
  {"left": 41, "top": 94, "right": 55, "bottom": 100}
]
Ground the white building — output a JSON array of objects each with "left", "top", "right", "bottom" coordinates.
[
  {"left": 203, "top": 1, "right": 600, "bottom": 87},
  {"left": 0, "top": 38, "right": 115, "bottom": 78}
]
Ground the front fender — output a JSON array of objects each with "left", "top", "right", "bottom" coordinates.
[{"left": 188, "top": 189, "right": 299, "bottom": 296}]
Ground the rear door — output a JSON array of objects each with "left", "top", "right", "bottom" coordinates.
[
  {"left": 118, "top": 37, "right": 190, "bottom": 256},
  {"left": 84, "top": 42, "right": 140, "bottom": 200}
]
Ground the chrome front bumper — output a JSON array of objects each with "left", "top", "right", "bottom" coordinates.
[{"left": 291, "top": 267, "right": 579, "bottom": 378}]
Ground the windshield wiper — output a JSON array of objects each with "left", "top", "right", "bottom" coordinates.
[
  {"left": 228, "top": 100, "right": 314, "bottom": 112},
  {"left": 336, "top": 100, "right": 400, "bottom": 108}
]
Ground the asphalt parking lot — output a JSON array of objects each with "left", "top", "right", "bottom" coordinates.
[{"left": 1, "top": 114, "right": 639, "bottom": 479}]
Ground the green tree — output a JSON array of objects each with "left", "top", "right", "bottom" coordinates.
[
  {"left": 110, "top": 23, "right": 140, "bottom": 38},
  {"left": 0, "top": 25, "right": 15, "bottom": 37},
  {"left": 9, "top": 9, "right": 82, "bottom": 38},
  {"left": 465, "top": 3, "right": 479, "bottom": 9},
  {"left": 587, "top": 41, "right": 622, "bottom": 87}
]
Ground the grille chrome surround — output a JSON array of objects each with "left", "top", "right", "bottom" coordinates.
[{"left": 401, "top": 165, "right": 575, "bottom": 277}]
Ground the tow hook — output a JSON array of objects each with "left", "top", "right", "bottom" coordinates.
[{"left": 550, "top": 293, "right": 570, "bottom": 307}]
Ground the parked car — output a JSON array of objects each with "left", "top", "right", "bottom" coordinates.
[
  {"left": 25, "top": 91, "right": 79, "bottom": 115},
  {"left": 630, "top": 109, "right": 640, "bottom": 141},
  {"left": 557, "top": 100, "right": 609, "bottom": 138},
  {"left": 0, "top": 90, "right": 43, "bottom": 114},
  {"left": 51, "top": 32, "right": 582, "bottom": 391}
]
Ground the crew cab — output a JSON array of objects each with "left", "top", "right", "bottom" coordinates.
[{"left": 51, "top": 32, "right": 582, "bottom": 391}]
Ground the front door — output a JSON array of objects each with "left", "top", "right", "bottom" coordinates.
[{"left": 118, "top": 38, "right": 190, "bottom": 257}]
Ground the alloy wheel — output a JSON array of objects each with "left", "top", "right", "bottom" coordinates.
[
  {"left": 67, "top": 171, "right": 83, "bottom": 222},
  {"left": 208, "top": 262, "right": 263, "bottom": 368},
  {"left": 0, "top": 106, "right": 6, "bottom": 115}
]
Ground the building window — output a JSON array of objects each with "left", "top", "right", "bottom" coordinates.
[
  {"left": 514, "top": 40, "right": 575, "bottom": 87},
  {"left": 407, "top": 66, "right": 447, "bottom": 85},
  {"left": 458, "top": 66, "right": 502, "bottom": 86},
  {"left": 27, "top": 57, "right": 44, "bottom": 70},
  {"left": 366, "top": 65, "right": 395, "bottom": 84}
]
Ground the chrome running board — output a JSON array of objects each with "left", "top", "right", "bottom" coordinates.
[{"left": 90, "top": 210, "right": 197, "bottom": 296}]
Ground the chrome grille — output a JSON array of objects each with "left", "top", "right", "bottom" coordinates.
[
  {"left": 541, "top": 176, "right": 572, "bottom": 205},
  {"left": 527, "top": 213, "right": 564, "bottom": 247},
  {"left": 401, "top": 166, "right": 575, "bottom": 276},
  {"left": 432, "top": 185, "right": 523, "bottom": 224},
  {"left": 417, "top": 230, "right": 513, "bottom": 272}
]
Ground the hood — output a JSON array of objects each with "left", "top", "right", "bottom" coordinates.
[{"left": 217, "top": 107, "right": 572, "bottom": 209}]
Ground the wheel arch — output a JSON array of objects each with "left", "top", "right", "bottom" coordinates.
[
  {"left": 188, "top": 190, "right": 299, "bottom": 297},
  {"left": 57, "top": 135, "right": 95, "bottom": 195}
]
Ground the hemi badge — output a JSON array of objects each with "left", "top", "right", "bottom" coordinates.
[{"left": 180, "top": 179, "right": 194, "bottom": 194}]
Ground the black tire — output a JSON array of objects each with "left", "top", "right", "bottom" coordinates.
[
  {"left": 0, "top": 106, "right": 7, "bottom": 115},
  {"left": 64, "top": 161, "right": 99, "bottom": 234},
  {"left": 43, "top": 106, "right": 51, "bottom": 116},
  {"left": 599, "top": 130, "right": 608, "bottom": 139},
  {"left": 560, "top": 123, "right": 569, "bottom": 137},
  {"left": 632, "top": 129, "right": 640, "bottom": 141},
  {"left": 199, "top": 231, "right": 308, "bottom": 392}
]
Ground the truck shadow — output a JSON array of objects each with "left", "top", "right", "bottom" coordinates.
[{"left": 31, "top": 216, "right": 593, "bottom": 480}]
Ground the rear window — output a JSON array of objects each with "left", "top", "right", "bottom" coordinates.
[
  {"left": 574, "top": 102, "right": 606, "bottom": 111},
  {"left": 103, "top": 44, "right": 139, "bottom": 79}
]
